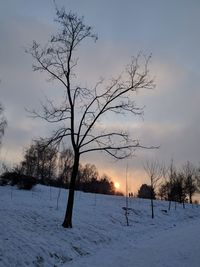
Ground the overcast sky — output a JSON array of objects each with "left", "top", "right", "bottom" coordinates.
[{"left": 1, "top": 0, "right": 200, "bottom": 193}]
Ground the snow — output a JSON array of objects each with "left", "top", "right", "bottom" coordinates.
[{"left": 0, "top": 185, "right": 200, "bottom": 266}]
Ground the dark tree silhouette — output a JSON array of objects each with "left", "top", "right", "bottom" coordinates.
[
  {"left": 158, "top": 182, "right": 170, "bottom": 200},
  {"left": 18, "top": 140, "right": 57, "bottom": 184},
  {"left": 182, "top": 161, "right": 197, "bottom": 204},
  {"left": 171, "top": 173, "right": 186, "bottom": 208},
  {"left": 138, "top": 184, "right": 156, "bottom": 199},
  {"left": 80, "top": 163, "right": 99, "bottom": 183},
  {"left": 143, "top": 160, "right": 162, "bottom": 218},
  {"left": 0, "top": 103, "right": 7, "bottom": 146},
  {"left": 27, "top": 7, "right": 155, "bottom": 228},
  {"left": 167, "top": 160, "right": 177, "bottom": 210},
  {"left": 58, "top": 147, "right": 74, "bottom": 187}
]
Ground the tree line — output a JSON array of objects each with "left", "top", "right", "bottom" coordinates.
[
  {"left": 0, "top": 139, "right": 123, "bottom": 196},
  {"left": 137, "top": 160, "right": 200, "bottom": 218}
]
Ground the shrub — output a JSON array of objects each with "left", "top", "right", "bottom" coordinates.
[
  {"left": 137, "top": 184, "right": 156, "bottom": 199},
  {"left": 17, "top": 175, "right": 37, "bottom": 190},
  {"left": 0, "top": 172, "right": 37, "bottom": 190},
  {"left": 0, "top": 172, "right": 19, "bottom": 186}
]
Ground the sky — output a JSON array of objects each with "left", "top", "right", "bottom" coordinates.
[{"left": 0, "top": 0, "right": 200, "bottom": 193}]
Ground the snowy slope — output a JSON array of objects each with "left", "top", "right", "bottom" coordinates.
[{"left": 0, "top": 185, "right": 200, "bottom": 267}]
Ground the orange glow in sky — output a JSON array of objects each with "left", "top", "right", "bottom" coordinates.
[{"left": 114, "top": 182, "right": 120, "bottom": 190}]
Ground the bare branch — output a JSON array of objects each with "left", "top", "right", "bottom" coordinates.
[{"left": 80, "top": 143, "right": 156, "bottom": 158}]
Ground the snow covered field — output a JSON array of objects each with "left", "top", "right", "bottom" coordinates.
[{"left": 0, "top": 185, "right": 200, "bottom": 267}]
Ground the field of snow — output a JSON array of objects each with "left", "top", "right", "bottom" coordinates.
[{"left": 0, "top": 185, "right": 200, "bottom": 267}]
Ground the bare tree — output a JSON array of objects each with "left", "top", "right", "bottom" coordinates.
[
  {"left": 172, "top": 172, "right": 186, "bottom": 209},
  {"left": 27, "top": 8, "right": 155, "bottom": 228},
  {"left": 182, "top": 161, "right": 197, "bottom": 204},
  {"left": 80, "top": 163, "right": 99, "bottom": 183},
  {"left": 158, "top": 164, "right": 170, "bottom": 201},
  {"left": 196, "top": 165, "right": 200, "bottom": 193},
  {"left": 143, "top": 160, "right": 162, "bottom": 218},
  {"left": 58, "top": 147, "right": 74, "bottom": 186},
  {"left": 57, "top": 147, "right": 74, "bottom": 210},
  {"left": 0, "top": 103, "right": 7, "bottom": 146},
  {"left": 167, "top": 159, "right": 178, "bottom": 210},
  {"left": 19, "top": 140, "right": 57, "bottom": 184}
]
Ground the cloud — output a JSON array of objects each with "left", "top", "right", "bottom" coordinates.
[
  {"left": 80, "top": 119, "right": 200, "bottom": 193},
  {"left": 1, "top": 0, "right": 200, "bottom": 195}
]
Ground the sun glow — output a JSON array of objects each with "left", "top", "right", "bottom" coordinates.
[{"left": 114, "top": 182, "right": 120, "bottom": 190}]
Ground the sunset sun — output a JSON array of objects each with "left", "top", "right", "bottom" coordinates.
[{"left": 114, "top": 182, "right": 120, "bottom": 190}]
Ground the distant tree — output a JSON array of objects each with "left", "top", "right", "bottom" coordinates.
[
  {"left": 158, "top": 163, "right": 190, "bottom": 209},
  {"left": 0, "top": 171, "right": 19, "bottom": 186},
  {"left": 157, "top": 164, "right": 169, "bottom": 201},
  {"left": 98, "top": 174, "right": 115, "bottom": 195},
  {"left": 58, "top": 147, "right": 74, "bottom": 187},
  {"left": 171, "top": 172, "right": 186, "bottom": 208},
  {"left": 138, "top": 184, "right": 156, "bottom": 199},
  {"left": 17, "top": 174, "right": 37, "bottom": 190},
  {"left": 27, "top": 7, "right": 155, "bottom": 228},
  {"left": 196, "top": 165, "right": 200, "bottom": 193},
  {"left": 158, "top": 182, "right": 169, "bottom": 200},
  {"left": 182, "top": 161, "right": 197, "bottom": 204},
  {"left": 0, "top": 103, "right": 7, "bottom": 146},
  {"left": 57, "top": 147, "right": 74, "bottom": 210},
  {"left": 19, "top": 140, "right": 57, "bottom": 184},
  {"left": 81, "top": 164, "right": 99, "bottom": 183},
  {"left": 20, "top": 143, "right": 37, "bottom": 177},
  {"left": 78, "top": 163, "right": 99, "bottom": 192},
  {"left": 0, "top": 171, "right": 37, "bottom": 190},
  {"left": 166, "top": 159, "right": 177, "bottom": 211},
  {"left": 78, "top": 171, "right": 115, "bottom": 195},
  {"left": 143, "top": 160, "right": 162, "bottom": 218},
  {"left": 0, "top": 162, "right": 10, "bottom": 179}
]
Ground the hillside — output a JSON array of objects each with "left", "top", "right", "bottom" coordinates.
[{"left": 0, "top": 185, "right": 200, "bottom": 267}]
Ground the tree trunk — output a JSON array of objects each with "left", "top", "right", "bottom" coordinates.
[{"left": 62, "top": 152, "right": 80, "bottom": 228}]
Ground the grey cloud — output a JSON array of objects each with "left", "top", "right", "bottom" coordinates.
[{"left": 1, "top": 0, "right": 200, "bottom": 193}]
